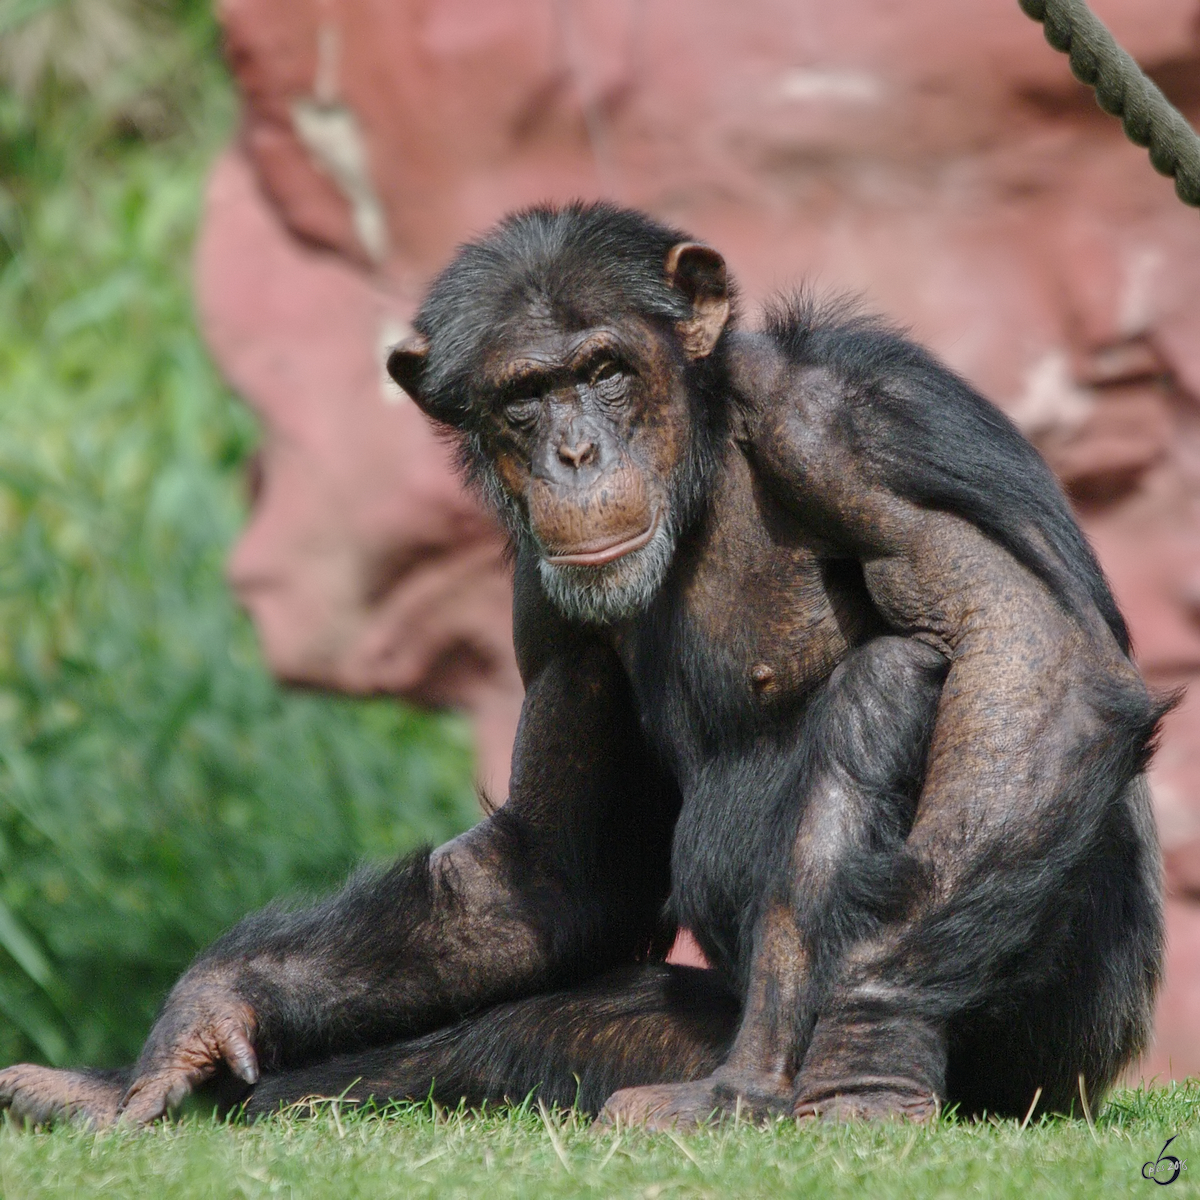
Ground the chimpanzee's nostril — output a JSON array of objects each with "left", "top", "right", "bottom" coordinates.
[{"left": 558, "top": 440, "right": 597, "bottom": 468}]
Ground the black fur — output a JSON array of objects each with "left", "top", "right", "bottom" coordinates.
[
  {"left": 415, "top": 203, "right": 704, "bottom": 424},
  {"left": 245, "top": 966, "right": 738, "bottom": 1117}
]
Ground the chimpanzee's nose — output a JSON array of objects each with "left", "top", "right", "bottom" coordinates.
[{"left": 558, "top": 439, "right": 597, "bottom": 469}]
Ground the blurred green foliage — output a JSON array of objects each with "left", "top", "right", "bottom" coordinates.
[{"left": 0, "top": 1, "right": 480, "bottom": 1069}]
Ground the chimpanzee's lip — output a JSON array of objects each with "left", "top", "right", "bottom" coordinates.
[{"left": 544, "top": 509, "right": 659, "bottom": 567}]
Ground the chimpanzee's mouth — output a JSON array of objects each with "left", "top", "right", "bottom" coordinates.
[{"left": 543, "top": 509, "right": 660, "bottom": 568}]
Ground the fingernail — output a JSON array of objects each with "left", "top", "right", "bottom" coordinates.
[{"left": 235, "top": 1053, "right": 259, "bottom": 1085}]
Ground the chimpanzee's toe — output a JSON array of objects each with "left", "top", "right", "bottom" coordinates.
[
  {"left": 598, "top": 1072, "right": 789, "bottom": 1131},
  {"left": 793, "top": 1084, "right": 940, "bottom": 1123},
  {"left": 599, "top": 1081, "right": 724, "bottom": 1130}
]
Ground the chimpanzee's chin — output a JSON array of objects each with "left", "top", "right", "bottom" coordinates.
[{"left": 538, "top": 517, "right": 675, "bottom": 625}]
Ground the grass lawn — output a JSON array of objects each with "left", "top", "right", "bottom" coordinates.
[{"left": 2, "top": 1082, "right": 1199, "bottom": 1198}]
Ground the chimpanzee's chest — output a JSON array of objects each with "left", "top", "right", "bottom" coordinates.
[{"left": 618, "top": 447, "right": 879, "bottom": 782}]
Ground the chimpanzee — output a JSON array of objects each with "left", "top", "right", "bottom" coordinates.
[{"left": 0, "top": 203, "right": 1164, "bottom": 1129}]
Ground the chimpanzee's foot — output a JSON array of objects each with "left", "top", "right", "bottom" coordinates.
[
  {"left": 0, "top": 1064, "right": 129, "bottom": 1128},
  {"left": 598, "top": 1081, "right": 724, "bottom": 1129},
  {"left": 598, "top": 1071, "right": 790, "bottom": 1130},
  {"left": 793, "top": 1012, "right": 945, "bottom": 1122},
  {"left": 793, "top": 1081, "right": 940, "bottom": 1122}
]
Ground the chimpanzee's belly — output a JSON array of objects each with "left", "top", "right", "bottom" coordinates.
[
  {"left": 638, "top": 589, "right": 851, "bottom": 982},
  {"left": 617, "top": 452, "right": 884, "bottom": 981}
]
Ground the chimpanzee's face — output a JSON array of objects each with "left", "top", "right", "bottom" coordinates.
[
  {"left": 386, "top": 230, "right": 730, "bottom": 624},
  {"left": 476, "top": 315, "right": 692, "bottom": 624}
]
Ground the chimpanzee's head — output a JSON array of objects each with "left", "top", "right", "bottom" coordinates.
[{"left": 387, "top": 203, "right": 734, "bottom": 625}]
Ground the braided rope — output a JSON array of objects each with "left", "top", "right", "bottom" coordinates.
[{"left": 1019, "top": 0, "right": 1200, "bottom": 208}]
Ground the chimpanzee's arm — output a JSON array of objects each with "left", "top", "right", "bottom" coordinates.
[
  {"left": 748, "top": 347, "right": 1152, "bottom": 871},
  {"left": 107, "top": 556, "right": 675, "bottom": 1123},
  {"left": 747, "top": 342, "right": 1160, "bottom": 1113}
]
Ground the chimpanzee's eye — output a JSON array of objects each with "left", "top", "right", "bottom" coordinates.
[
  {"left": 503, "top": 397, "right": 541, "bottom": 429},
  {"left": 590, "top": 361, "right": 626, "bottom": 403}
]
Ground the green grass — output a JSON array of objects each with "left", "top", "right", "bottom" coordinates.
[
  {"left": 0, "top": 2, "right": 478, "bottom": 1071},
  {"left": 1, "top": 1083, "right": 1198, "bottom": 1198}
]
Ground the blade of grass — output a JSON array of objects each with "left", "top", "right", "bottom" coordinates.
[
  {"left": 537, "top": 1099, "right": 573, "bottom": 1175},
  {"left": 1020, "top": 1086, "right": 1043, "bottom": 1132},
  {"left": 1078, "top": 1074, "right": 1098, "bottom": 1143},
  {"left": 666, "top": 1130, "right": 703, "bottom": 1169}
]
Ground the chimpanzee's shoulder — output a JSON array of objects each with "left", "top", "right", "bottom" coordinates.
[
  {"left": 727, "top": 293, "right": 1131, "bottom": 655},
  {"left": 726, "top": 297, "right": 923, "bottom": 443},
  {"left": 743, "top": 294, "right": 942, "bottom": 414},
  {"left": 733, "top": 290, "right": 1041, "bottom": 469}
]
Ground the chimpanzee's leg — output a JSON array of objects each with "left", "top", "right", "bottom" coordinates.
[
  {"left": 790, "top": 691, "right": 1164, "bottom": 1122},
  {"left": 601, "top": 635, "right": 949, "bottom": 1128},
  {"left": 0, "top": 969, "right": 737, "bottom": 1126},
  {"left": 0, "top": 623, "right": 688, "bottom": 1129},
  {"left": 940, "top": 775, "right": 1161, "bottom": 1118},
  {"left": 244, "top": 965, "right": 738, "bottom": 1117}
]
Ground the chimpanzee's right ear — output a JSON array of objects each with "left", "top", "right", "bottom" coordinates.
[{"left": 386, "top": 333, "right": 429, "bottom": 402}]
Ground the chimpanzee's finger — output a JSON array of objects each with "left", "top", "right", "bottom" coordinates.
[
  {"left": 120, "top": 1045, "right": 219, "bottom": 1122},
  {"left": 0, "top": 1064, "right": 22, "bottom": 1104},
  {"left": 118, "top": 1067, "right": 199, "bottom": 1124},
  {"left": 118, "top": 1002, "right": 259, "bottom": 1124},
  {"left": 217, "top": 1025, "right": 259, "bottom": 1085}
]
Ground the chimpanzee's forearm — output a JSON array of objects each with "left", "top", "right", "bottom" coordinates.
[
  {"left": 164, "top": 630, "right": 675, "bottom": 1071},
  {"left": 178, "top": 830, "right": 548, "bottom": 1070}
]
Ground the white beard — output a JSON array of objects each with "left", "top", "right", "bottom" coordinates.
[{"left": 537, "top": 515, "right": 676, "bottom": 625}]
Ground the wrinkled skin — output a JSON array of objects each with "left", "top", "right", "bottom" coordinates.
[
  {"left": 0, "top": 1066, "right": 126, "bottom": 1129},
  {"left": 118, "top": 983, "right": 259, "bottom": 1123},
  {"left": 0, "top": 207, "right": 1161, "bottom": 1130}
]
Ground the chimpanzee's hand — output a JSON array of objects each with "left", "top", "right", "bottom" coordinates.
[
  {"left": 0, "top": 1065, "right": 126, "bottom": 1128},
  {"left": 117, "top": 978, "right": 259, "bottom": 1124}
]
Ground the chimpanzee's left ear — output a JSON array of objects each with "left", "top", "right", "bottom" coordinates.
[
  {"left": 664, "top": 242, "right": 730, "bottom": 359},
  {"left": 386, "top": 333, "right": 430, "bottom": 403}
]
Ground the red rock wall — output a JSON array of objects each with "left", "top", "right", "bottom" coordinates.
[{"left": 196, "top": 0, "right": 1200, "bottom": 1079}]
